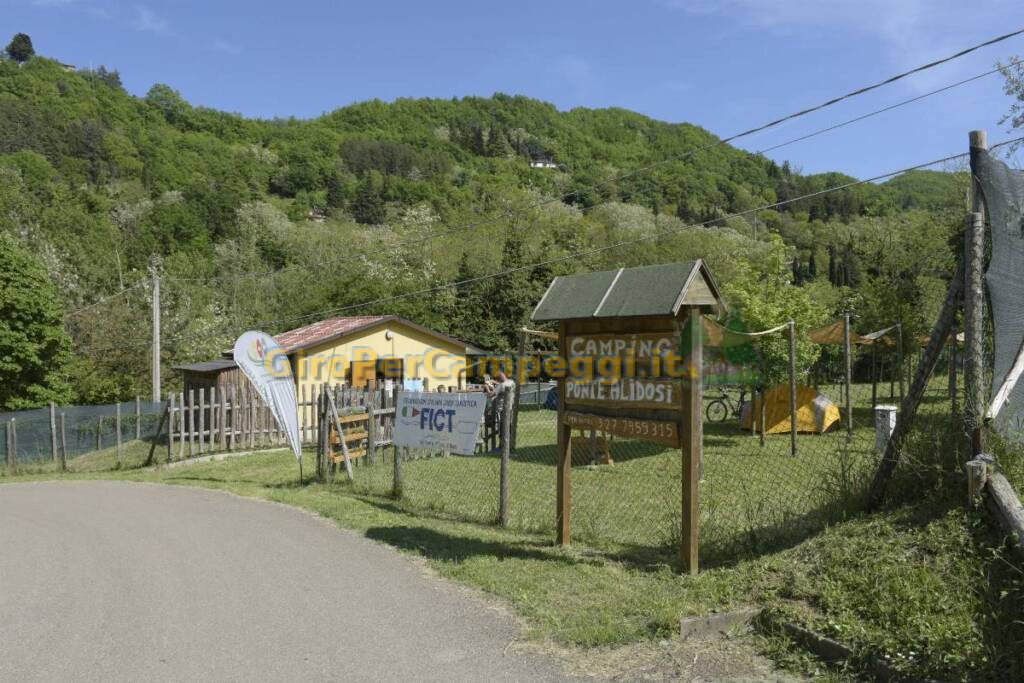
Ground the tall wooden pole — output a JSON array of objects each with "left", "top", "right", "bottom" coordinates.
[
  {"left": 49, "top": 401, "right": 58, "bottom": 463},
  {"left": 964, "top": 210, "right": 986, "bottom": 456},
  {"left": 896, "top": 323, "right": 905, "bottom": 406},
  {"left": 116, "top": 401, "right": 123, "bottom": 467},
  {"left": 165, "top": 394, "right": 172, "bottom": 464},
  {"left": 844, "top": 313, "right": 853, "bottom": 441},
  {"left": 178, "top": 391, "right": 185, "bottom": 460},
  {"left": 511, "top": 328, "right": 527, "bottom": 451},
  {"left": 59, "top": 413, "right": 67, "bottom": 472},
  {"left": 392, "top": 385, "right": 403, "bottom": 497},
  {"left": 680, "top": 309, "right": 702, "bottom": 574},
  {"left": 950, "top": 320, "right": 959, "bottom": 417},
  {"left": 788, "top": 321, "right": 798, "bottom": 457},
  {"left": 151, "top": 272, "right": 161, "bottom": 403},
  {"left": 871, "top": 346, "right": 878, "bottom": 408},
  {"left": 5, "top": 418, "right": 13, "bottom": 472},
  {"left": 499, "top": 395, "right": 512, "bottom": 526},
  {"left": 555, "top": 321, "right": 571, "bottom": 546},
  {"left": 965, "top": 130, "right": 987, "bottom": 457}
]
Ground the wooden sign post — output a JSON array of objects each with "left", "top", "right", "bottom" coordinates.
[{"left": 533, "top": 261, "right": 726, "bottom": 574}]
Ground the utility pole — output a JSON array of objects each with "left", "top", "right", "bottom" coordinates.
[{"left": 151, "top": 269, "right": 161, "bottom": 403}]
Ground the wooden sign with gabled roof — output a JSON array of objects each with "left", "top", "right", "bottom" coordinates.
[{"left": 531, "top": 260, "right": 727, "bottom": 574}]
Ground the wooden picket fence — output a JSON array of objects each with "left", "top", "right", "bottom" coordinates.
[
  {"left": 164, "top": 383, "right": 398, "bottom": 461},
  {"left": 162, "top": 382, "right": 501, "bottom": 465}
]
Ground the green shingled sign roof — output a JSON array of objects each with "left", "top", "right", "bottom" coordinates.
[{"left": 531, "top": 260, "right": 725, "bottom": 322}]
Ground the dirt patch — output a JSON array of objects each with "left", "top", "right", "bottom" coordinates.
[{"left": 515, "top": 633, "right": 804, "bottom": 681}]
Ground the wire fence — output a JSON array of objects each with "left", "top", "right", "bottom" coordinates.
[
  {"left": 0, "top": 339, "right": 969, "bottom": 568},
  {"left": 1, "top": 399, "right": 166, "bottom": 473},
  {"left": 701, "top": 340, "right": 963, "bottom": 564},
  {"left": 314, "top": 336, "right": 966, "bottom": 568}
]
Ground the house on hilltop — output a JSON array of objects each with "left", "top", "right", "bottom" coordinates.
[{"left": 529, "top": 155, "right": 558, "bottom": 169}]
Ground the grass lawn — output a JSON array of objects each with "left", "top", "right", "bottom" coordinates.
[{"left": 337, "top": 378, "right": 944, "bottom": 566}]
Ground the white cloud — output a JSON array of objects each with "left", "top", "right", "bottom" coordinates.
[
  {"left": 30, "top": 0, "right": 111, "bottom": 19},
  {"left": 133, "top": 5, "right": 170, "bottom": 35},
  {"left": 657, "top": 0, "right": 1020, "bottom": 93}
]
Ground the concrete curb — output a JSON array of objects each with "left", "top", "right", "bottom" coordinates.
[
  {"left": 680, "top": 608, "right": 918, "bottom": 681},
  {"left": 160, "top": 447, "right": 290, "bottom": 469},
  {"left": 679, "top": 609, "right": 759, "bottom": 639}
]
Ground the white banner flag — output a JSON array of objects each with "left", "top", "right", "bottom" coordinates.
[
  {"left": 394, "top": 392, "right": 486, "bottom": 455},
  {"left": 233, "top": 331, "right": 302, "bottom": 462}
]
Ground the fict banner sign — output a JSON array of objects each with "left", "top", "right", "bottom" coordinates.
[{"left": 394, "top": 392, "right": 486, "bottom": 455}]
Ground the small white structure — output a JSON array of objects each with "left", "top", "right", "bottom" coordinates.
[
  {"left": 874, "top": 404, "right": 898, "bottom": 453},
  {"left": 529, "top": 157, "right": 558, "bottom": 169}
]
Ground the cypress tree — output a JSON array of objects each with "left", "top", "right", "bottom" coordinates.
[
  {"left": 351, "top": 176, "right": 385, "bottom": 224},
  {"left": 5, "top": 33, "right": 34, "bottom": 63}
]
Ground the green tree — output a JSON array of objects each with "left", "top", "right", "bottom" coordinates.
[
  {"left": 448, "top": 252, "right": 501, "bottom": 352},
  {"left": 486, "top": 128, "right": 512, "bottom": 158},
  {"left": 326, "top": 171, "right": 346, "bottom": 208},
  {"left": 5, "top": 33, "right": 34, "bottom": 63},
  {"left": 0, "top": 234, "right": 71, "bottom": 409},
  {"left": 999, "top": 56, "right": 1024, "bottom": 141},
  {"left": 484, "top": 233, "right": 536, "bottom": 351},
  {"left": 721, "top": 238, "right": 829, "bottom": 386},
  {"left": 351, "top": 174, "right": 386, "bottom": 224}
]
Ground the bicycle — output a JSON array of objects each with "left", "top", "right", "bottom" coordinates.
[{"left": 704, "top": 388, "right": 747, "bottom": 423}]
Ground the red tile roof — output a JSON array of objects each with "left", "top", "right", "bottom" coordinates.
[
  {"left": 270, "top": 315, "right": 487, "bottom": 355},
  {"left": 273, "top": 316, "right": 386, "bottom": 352}
]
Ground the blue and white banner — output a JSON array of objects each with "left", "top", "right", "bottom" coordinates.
[{"left": 394, "top": 392, "right": 486, "bottom": 455}]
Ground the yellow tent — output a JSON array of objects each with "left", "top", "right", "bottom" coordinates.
[{"left": 740, "top": 384, "right": 841, "bottom": 434}]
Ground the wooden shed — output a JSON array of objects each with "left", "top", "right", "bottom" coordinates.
[{"left": 173, "top": 358, "right": 249, "bottom": 397}]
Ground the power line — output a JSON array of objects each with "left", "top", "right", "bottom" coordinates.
[
  {"left": 65, "top": 278, "right": 150, "bottom": 316},
  {"left": 161, "top": 31, "right": 1024, "bottom": 286}
]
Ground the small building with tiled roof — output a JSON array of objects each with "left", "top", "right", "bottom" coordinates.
[{"left": 174, "top": 315, "right": 486, "bottom": 413}]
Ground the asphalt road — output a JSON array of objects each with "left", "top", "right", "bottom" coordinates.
[{"left": 0, "top": 481, "right": 577, "bottom": 682}]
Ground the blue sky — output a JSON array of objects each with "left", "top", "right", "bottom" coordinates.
[{"left": 4, "top": 0, "right": 1023, "bottom": 177}]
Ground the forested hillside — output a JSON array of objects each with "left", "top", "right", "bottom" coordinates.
[{"left": 0, "top": 46, "right": 968, "bottom": 407}]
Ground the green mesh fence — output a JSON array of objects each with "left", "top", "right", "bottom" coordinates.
[{"left": 1, "top": 401, "right": 166, "bottom": 472}]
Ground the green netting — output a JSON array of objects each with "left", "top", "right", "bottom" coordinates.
[{"left": 0, "top": 401, "right": 166, "bottom": 464}]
